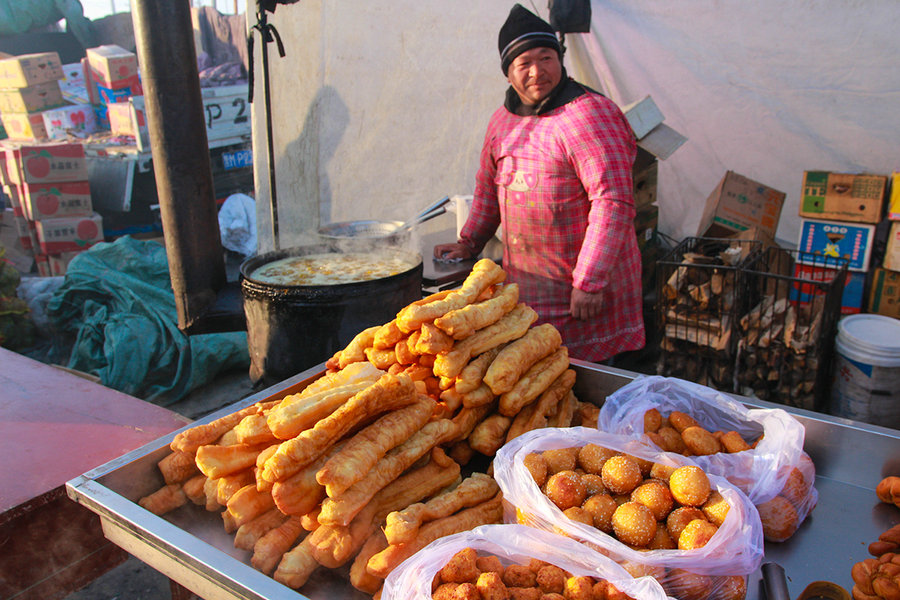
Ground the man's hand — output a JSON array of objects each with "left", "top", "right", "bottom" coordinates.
[
  {"left": 570, "top": 287, "right": 603, "bottom": 320},
  {"left": 433, "top": 242, "right": 474, "bottom": 261}
]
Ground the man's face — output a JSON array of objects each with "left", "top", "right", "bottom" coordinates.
[{"left": 507, "top": 46, "right": 562, "bottom": 106}]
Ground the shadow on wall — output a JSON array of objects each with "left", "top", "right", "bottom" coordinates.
[{"left": 265, "top": 84, "right": 348, "bottom": 249}]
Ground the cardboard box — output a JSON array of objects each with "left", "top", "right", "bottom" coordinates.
[
  {"left": 47, "top": 250, "right": 82, "bottom": 276},
  {"left": 868, "top": 268, "right": 900, "bottom": 319},
  {"left": 889, "top": 172, "right": 900, "bottom": 221},
  {"left": 34, "top": 212, "right": 103, "bottom": 254},
  {"left": 796, "top": 218, "right": 875, "bottom": 272},
  {"left": 0, "top": 80, "right": 64, "bottom": 113},
  {"left": 0, "top": 52, "right": 63, "bottom": 88},
  {"left": 622, "top": 95, "right": 665, "bottom": 140},
  {"left": 885, "top": 221, "right": 900, "bottom": 271},
  {"left": 800, "top": 171, "right": 887, "bottom": 224},
  {"left": 107, "top": 99, "right": 148, "bottom": 146},
  {"left": 6, "top": 144, "right": 88, "bottom": 184},
  {"left": 11, "top": 209, "right": 36, "bottom": 251},
  {"left": 86, "top": 45, "right": 139, "bottom": 88},
  {"left": 0, "top": 112, "right": 48, "bottom": 140},
  {"left": 34, "top": 253, "right": 51, "bottom": 277},
  {"left": 41, "top": 103, "right": 98, "bottom": 139},
  {"left": 0, "top": 208, "right": 34, "bottom": 272},
  {"left": 791, "top": 263, "right": 866, "bottom": 315},
  {"left": 21, "top": 180, "right": 92, "bottom": 221},
  {"left": 96, "top": 74, "right": 143, "bottom": 105},
  {"left": 58, "top": 62, "right": 90, "bottom": 104},
  {"left": 696, "top": 171, "right": 786, "bottom": 239}
]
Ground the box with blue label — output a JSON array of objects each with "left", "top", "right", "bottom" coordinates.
[{"left": 797, "top": 218, "right": 875, "bottom": 272}]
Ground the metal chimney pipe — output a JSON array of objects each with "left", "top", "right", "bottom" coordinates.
[{"left": 131, "top": 0, "right": 226, "bottom": 331}]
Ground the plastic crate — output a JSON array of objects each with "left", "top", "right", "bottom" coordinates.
[
  {"left": 735, "top": 247, "right": 848, "bottom": 411},
  {"left": 655, "top": 237, "right": 763, "bottom": 391}
]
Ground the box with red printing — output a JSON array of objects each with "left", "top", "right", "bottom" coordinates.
[
  {"left": 96, "top": 75, "right": 142, "bottom": 105},
  {"left": 21, "top": 180, "right": 92, "bottom": 220},
  {"left": 0, "top": 52, "right": 63, "bottom": 88},
  {"left": 34, "top": 253, "right": 51, "bottom": 277},
  {"left": 42, "top": 103, "right": 98, "bottom": 139},
  {"left": 48, "top": 250, "right": 83, "bottom": 276},
  {"left": 34, "top": 212, "right": 103, "bottom": 254},
  {"left": 790, "top": 263, "right": 866, "bottom": 315},
  {"left": 7, "top": 143, "right": 88, "bottom": 184},
  {"left": 0, "top": 112, "right": 48, "bottom": 140},
  {"left": 86, "top": 45, "right": 138, "bottom": 88}
]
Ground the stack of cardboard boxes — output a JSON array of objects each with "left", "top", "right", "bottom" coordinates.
[
  {"left": 83, "top": 44, "right": 143, "bottom": 135},
  {"left": 870, "top": 174, "right": 900, "bottom": 318},
  {"left": 0, "top": 52, "right": 66, "bottom": 141},
  {"left": 796, "top": 171, "right": 888, "bottom": 315},
  {"left": 1, "top": 143, "right": 103, "bottom": 276}
]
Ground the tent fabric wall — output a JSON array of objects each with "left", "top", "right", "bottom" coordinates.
[{"left": 250, "top": 1, "right": 900, "bottom": 252}]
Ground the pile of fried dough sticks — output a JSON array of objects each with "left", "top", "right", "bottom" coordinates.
[{"left": 139, "top": 258, "right": 598, "bottom": 597}]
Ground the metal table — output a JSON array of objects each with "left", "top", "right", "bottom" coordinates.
[{"left": 66, "top": 360, "right": 900, "bottom": 600}]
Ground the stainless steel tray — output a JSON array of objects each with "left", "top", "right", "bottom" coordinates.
[{"left": 66, "top": 360, "right": 900, "bottom": 600}]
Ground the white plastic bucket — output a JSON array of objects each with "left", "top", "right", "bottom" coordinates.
[{"left": 829, "top": 314, "right": 900, "bottom": 428}]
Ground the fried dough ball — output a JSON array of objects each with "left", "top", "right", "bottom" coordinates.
[
  {"left": 581, "top": 473, "right": 607, "bottom": 496},
  {"left": 582, "top": 493, "right": 617, "bottom": 533},
  {"left": 450, "top": 582, "right": 480, "bottom": 600},
  {"left": 601, "top": 455, "right": 643, "bottom": 495},
  {"left": 668, "top": 465, "right": 711, "bottom": 506},
  {"left": 681, "top": 426, "right": 722, "bottom": 456},
  {"left": 779, "top": 467, "right": 809, "bottom": 508},
  {"left": 524, "top": 453, "right": 550, "bottom": 488},
  {"left": 757, "top": 495, "right": 800, "bottom": 542},
  {"left": 657, "top": 427, "right": 687, "bottom": 453},
  {"left": 665, "top": 569, "right": 711, "bottom": 600},
  {"left": 648, "top": 522, "right": 677, "bottom": 550},
  {"left": 542, "top": 594, "right": 565, "bottom": 600},
  {"left": 592, "top": 581, "right": 611, "bottom": 600},
  {"left": 649, "top": 462, "right": 676, "bottom": 482},
  {"left": 626, "top": 454, "right": 654, "bottom": 477},
  {"left": 606, "top": 583, "right": 638, "bottom": 600},
  {"left": 678, "top": 518, "right": 719, "bottom": 550},
  {"left": 439, "top": 547, "right": 480, "bottom": 583},
  {"left": 630, "top": 480, "right": 674, "bottom": 521},
  {"left": 543, "top": 448, "right": 579, "bottom": 474},
  {"left": 611, "top": 502, "right": 657, "bottom": 547},
  {"left": 476, "top": 571, "right": 509, "bottom": 600},
  {"left": 509, "top": 588, "right": 542, "bottom": 600},
  {"left": 503, "top": 564, "right": 537, "bottom": 588},
  {"left": 701, "top": 490, "right": 731, "bottom": 527},
  {"left": 577, "top": 444, "right": 618, "bottom": 475},
  {"left": 711, "top": 575, "right": 748, "bottom": 600},
  {"left": 644, "top": 432, "right": 666, "bottom": 451},
  {"left": 667, "top": 506, "right": 707, "bottom": 541},
  {"left": 536, "top": 565, "right": 567, "bottom": 594},
  {"left": 720, "top": 431, "right": 751, "bottom": 453},
  {"left": 433, "top": 583, "right": 459, "bottom": 600},
  {"left": 643, "top": 408, "right": 663, "bottom": 433},
  {"left": 477, "top": 555, "right": 504, "bottom": 575},
  {"left": 564, "top": 576, "right": 595, "bottom": 600},
  {"left": 544, "top": 470, "right": 587, "bottom": 511},
  {"left": 564, "top": 506, "right": 595, "bottom": 527},
  {"left": 669, "top": 411, "right": 700, "bottom": 433}
]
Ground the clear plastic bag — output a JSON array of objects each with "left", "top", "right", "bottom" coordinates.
[
  {"left": 493, "top": 427, "right": 764, "bottom": 599},
  {"left": 598, "top": 375, "right": 818, "bottom": 541},
  {"left": 380, "top": 523, "right": 670, "bottom": 600}
]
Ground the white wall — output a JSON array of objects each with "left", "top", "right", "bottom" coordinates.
[{"left": 250, "top": 0, "right": 900, "bottom": 252}]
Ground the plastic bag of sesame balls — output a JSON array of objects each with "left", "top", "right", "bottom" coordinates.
[
  {"left": 380, "top": 524, "right": 670, "bottom": 600},
  {"left": 493, "top": 427, "right": 764, "bottom": 600},
  {"left": 598, "top": 375, "right": 817, "bottom": 542}
]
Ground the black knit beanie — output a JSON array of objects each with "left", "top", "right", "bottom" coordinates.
[{"left": 498, "top": 4, "right": 562, "bottom": 75}]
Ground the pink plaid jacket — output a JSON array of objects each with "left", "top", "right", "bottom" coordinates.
[{"left": 459, "top": 90, "right": 645, "bottom": 362}]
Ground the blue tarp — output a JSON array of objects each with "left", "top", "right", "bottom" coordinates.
[{"left": 46, "top": 236, "right": 249, "bottom": 406}]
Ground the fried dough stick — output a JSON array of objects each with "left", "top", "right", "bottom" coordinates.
[
  {"left": 317, "top": 418, "right": 458, "bottom": 526},
  {"left": 350, "top": 531, "right": 389, "bottom": 594},
  {"left": 262, "top": 373, "right": 417, "bottom": 482},
  {"left": 373, "top": 319, "right": 404, "bottom": 350},
  {"left": 158, "top": 451, "right": 200, "bottom": 485},
  {"left": 251, "top": 516, "right": 306, "bottom": 575},
  {"left": 335, "top": 326, "right": 380, "bottom": 369},
  {"left": 434, "top": 283, "right": 520, "bottom": 340},
  {"left": 267, "top": 381, "right": 372, "bottom": 440},
  {"left": 415, "top": 322, "right": 455, "bottom": 354},
  {"left": 139, "top": 483, "right": 187, "bottom": 516},
  {"left": 366, "top": 492, "right": 504, "bottom": 579},
  {"left": 171, "top": 404, "right": 259, "bottom": 453},
  {"left": 506, "top": 369, "right": 576, "bottom": 442},
  {"left": 498, "top": 346, "right": 569, "bottom": 417},
  {"left": 397, "top": 259, "right": 506, "bottom": 332},
  {"left": 271, "top": 440, "right": 347, "bottom": 516},
  {"left": 383, "top": 472, "right": 499, "bottom": 545},
  {"left": 450, "top": 403, "right": 495, "bottom": 444},
  {"left": 234, "top": 508, "right": 289, "bottom": 551},
  {"left": 226, "top": 483, "right": 276, "bottom": 528},
  {"left": 182, "top": 474, "right": 208, "bottom": 506},
  {"left": 195, "top": 442, "right": 273, "bottom": 479},
  {"left": 217, "top": 469, "right": 256, "bottom": 505},
  {"left": 468, "top": 414, "right": 513, "bottom": 456},
  {"left": 433, "top": 304, "right": 538, "bottom": 380},
  {"left": 273, "top": 535, "right": 320, "bottom": 589},
  {"left": 454, "top": 344, "right": 507, "bottom": 394},
  {"left": 310, "top": 448, "right": 460, "bottom": 569},
  {"left": 316, "top": 397, "right": 436, "bottom": 497},
  {"left": 484, "top": 323, "right": 562, "bottom": 395}
]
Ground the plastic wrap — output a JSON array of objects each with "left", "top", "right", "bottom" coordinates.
[
  {"left": 381, "top": 523, "right": 671, "bottom": 600},
  {"left": 494, "top": 427, "right": 764, "bottom": 599},
  {"left": 598, "top": 375, "right": 817, "bottom": 541}
]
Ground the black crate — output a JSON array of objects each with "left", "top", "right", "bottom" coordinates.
[
  {"left": 735, "top": 247, "right": 848, "bottom": 411},
  {"left": 655, "top": 237, "right": 763, "bottom": 391}
]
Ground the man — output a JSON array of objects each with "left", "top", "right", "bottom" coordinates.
[{"left": 434, "top": 3, "right": 644, "bottom": 364}]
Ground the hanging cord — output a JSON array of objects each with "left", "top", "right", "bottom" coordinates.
[{"left": 247, "top": 6, "right": 286, "bottom": 105}]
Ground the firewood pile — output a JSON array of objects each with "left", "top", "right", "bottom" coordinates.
[{"left": 655, "top": 238, "right": 761, "bottom": 392}]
